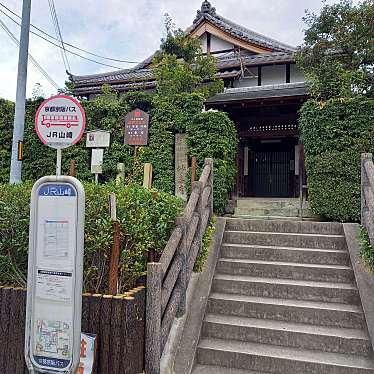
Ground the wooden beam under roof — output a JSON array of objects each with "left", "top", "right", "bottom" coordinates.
[{"left": 190, "top": 21, "right": 273, "bottom": 54}]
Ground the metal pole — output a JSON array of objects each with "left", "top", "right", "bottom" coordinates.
[
  {"left": 56, "top": 149, "right": 62, "bottom": 176},
  {"left": 9, "top": 0, "right": 31, "bottom": 184}
]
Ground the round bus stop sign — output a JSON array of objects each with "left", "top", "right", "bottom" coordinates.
[{"left": 35, "top": 95, "right": 86, "bottom": 149}]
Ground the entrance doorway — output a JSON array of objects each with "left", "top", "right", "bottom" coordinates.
[
  {"left": 243, "top": 138, "right": 297, "bottom": 198},
  {"left": 252, "top": 150, "right": 291, "bottom": 197}
]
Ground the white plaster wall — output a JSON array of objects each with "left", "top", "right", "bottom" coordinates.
[
  {"left": 210, "top": 35, "right": 234, "bottom": 52},
  {"left": 290, "top": 64, "right": 305, "bottom": 83},
  {"left": 200, "top": 33, "right": 208, "bottom": 54},
  {"left": 233, "top": 67, "right": 258, "bottom": 88},
  {"left": 262, "top": 65, "right": 286, "bottom": 85}
]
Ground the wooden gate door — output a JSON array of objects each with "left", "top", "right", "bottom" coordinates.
[{"left": 252, "top": 150, "right": 291, "bottom": 197}]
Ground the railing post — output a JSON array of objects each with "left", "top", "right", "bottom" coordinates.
[
  {"left": 204, "top": 158, "right": 214, "bottom": 220},
  {"left": 361, "top": 153, "right": 372, "bottom": 228},
  {"left": 175, "top": 217, "right": 187, "bottom": 318},
  {"left": 145, "top": 262, "right": 163, "bottom": 374}
]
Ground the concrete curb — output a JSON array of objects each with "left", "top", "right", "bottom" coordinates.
[
  {"left": 343, "top": 223, "right": 374, "bottom": 352},
  {"left": 160, "top": 217, "right": 226, "bottom": 374}
]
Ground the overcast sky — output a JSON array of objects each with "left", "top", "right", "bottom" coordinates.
[{"left": 0, "top": 0, "right": 356, "bottom": 101}]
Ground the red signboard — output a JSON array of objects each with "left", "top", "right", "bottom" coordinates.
[{"left": 124, "top": 109, "right": 149, "bottom": 146}]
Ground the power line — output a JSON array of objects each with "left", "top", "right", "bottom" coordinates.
[
  {"left": 0, "top": 17, "right": 60, "bottom": 89},
  {"left": 0, "top": 9, "right": 126, "bottom": 70},
  {"left": 0, "top": 2, "right": 140, "bottom": 65},
  {"left": 47, "top": 0, "right": 71, "bottom": 72}
]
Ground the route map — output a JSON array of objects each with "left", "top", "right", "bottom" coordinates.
[{"left": 35, "top": 319, "right": 71, "bottom": 360}]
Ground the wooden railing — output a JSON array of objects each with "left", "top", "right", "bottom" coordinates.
[
  {"left": 361, "top": 153, "right": 374, "bottom": 242},
  {"left": 145, "top": 158, "right": 214, "bottom": 374}
]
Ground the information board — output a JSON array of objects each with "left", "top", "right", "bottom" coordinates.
[
  {"left": 124, "top": 108, "right": 149, "bottom": 146},
  {"left": 25, "top": 176, "right": 85, "bottom": 373}
]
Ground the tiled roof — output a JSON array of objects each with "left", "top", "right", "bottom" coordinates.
[
  {"left": 190, "top": 1, "right": 295, "bottom": 53},
  {"left": 69, "top": 51, "right": 295, "bottom": 90},
  {"left": 69, "top": 68, "right": 153, "bottom": 85},
  {"left": 205, "top": 82, "right": 309, "bottom": 104},
  {"left": 69, "top": 1, "right": 297, "bottom": 95}
]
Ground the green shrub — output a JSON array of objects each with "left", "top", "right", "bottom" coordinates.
[
  {"left": 300, "top": 98, "right": 374, "bottom": 222},
  {"left": 0, "top": 90, "right": 237, "bottom": 214},
  {"left": 194, "top": 217, "right": 216, "bottom": 273},
  {"left": 186, "top": 111, "right": 238, "bottom": 214},
  {"left": 0, "top": 182, "right": 182, "bottom": 293},
  {"left": 360, "top": 226, "right": 374, "bottom": 273}
]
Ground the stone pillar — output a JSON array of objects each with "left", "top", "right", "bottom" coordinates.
[{"left": 175, "top": 134, "right": 188, "bottom": 201}]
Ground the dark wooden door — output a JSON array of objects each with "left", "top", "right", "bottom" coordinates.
[{"left": 252, "top": 150, "right": 291, "bottom": 197}]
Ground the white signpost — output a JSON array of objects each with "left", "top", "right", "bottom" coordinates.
[
  {"left": 85, "top": 129, "right": 111, "bottom": 184},
  {"left": 26, "top": 95, "right": 86, "bottom": 374}
]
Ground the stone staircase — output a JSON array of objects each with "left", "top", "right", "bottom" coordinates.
[
  {"left": 192, "top": 218, "right": 374, "bottom": 374},
  {"left": 234, "top": 198, "right": 317, "bottom": 220}
]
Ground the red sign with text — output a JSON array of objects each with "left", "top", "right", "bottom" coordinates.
[{"left": 124, "top": 109, "right": 149, "bottom": 146}]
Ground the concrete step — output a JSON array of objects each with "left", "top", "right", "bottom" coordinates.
[
  {"left": 207, "top": 293, "right": 365, "bottom": 329},
  {"left": 236, "top": 199, "right": 300, "bottom": 209},
  {"left": 221, "top": 243, "right": 349, "bottom": 266},
  {"left": 234, "top": 207, "right": 301, "bottom": 217},
  {"left": 216, "top": 258, "right": 354, "bottom": 283},
  {"left": 202, "top": 314, "right": 372, "bottom": 356},
  {"left": 192, "top": 364, "right": 272, "bottom": 374},
  {"left": 230, "top": 215, "right": 320, "bottom": 221},
  {"left": 197, "top": 338, "right": 374, "bottom": 374},
  {"left": 225, "top": 218, "right": 343, "bottom": 235},
  {"left": 223, "top": 230, "right": 346, "bottom": 250},
  {"left": 212, "top": 274, "right": 360, "bottom": 304}
]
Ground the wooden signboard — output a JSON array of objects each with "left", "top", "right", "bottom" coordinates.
[{"left": 124, "top": 109, "right": 149, "bottom": 146}]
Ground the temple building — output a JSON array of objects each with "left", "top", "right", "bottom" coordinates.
[{"left": 69, "top": 1, "right": 309, "bottom": 200}]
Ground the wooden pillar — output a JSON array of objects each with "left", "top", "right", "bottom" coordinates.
[
  {"left": 69, "top": 160, "right": 76, "bottom": 177},
  {"left": 191, "top": 156, "right": 197, "bottom": 189},
  {"left": 145, "top": 263, "right": 163, "bottom": 374}
]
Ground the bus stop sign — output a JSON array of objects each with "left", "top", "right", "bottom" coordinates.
[
  {"left": 35, "top": 95, "right": 86, "bottom": 150},
  {"left": 25, "top": 176, "right": 85, "bottom": 373}
]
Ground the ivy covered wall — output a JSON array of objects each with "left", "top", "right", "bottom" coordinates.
[
  {"left": 0, "top": 90, "right": 238, "bottom": 213},
  {"left": 299, "top": 98, "right": 374, "bottom": 222}
]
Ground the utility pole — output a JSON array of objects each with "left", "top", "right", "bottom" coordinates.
[{"left": 9, "top": 0, "right": 31, "bottom": 184}]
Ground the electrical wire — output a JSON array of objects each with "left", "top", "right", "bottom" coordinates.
[
  {"left": 0, "top": 17, "right": 60, "bottom": 89},
  {"left": 47, "top": 0, "right": 71, "bottom": 72},
  {"left": 0, "top": 2, "right": 140, "bottom": 64},
  {"left": 0, "top": 10, "right": 126, "bottom": 70}
]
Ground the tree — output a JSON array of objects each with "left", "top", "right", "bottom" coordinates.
[
  {"left": 152, "top": 14, "right": 223, "bottom": 98},
  {"left": 296, "top": 0, "right": 374, "bottom": 100}
]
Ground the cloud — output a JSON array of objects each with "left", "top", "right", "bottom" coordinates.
[{"left": 0, "top": 0, "right": 358, "bottom": 101}]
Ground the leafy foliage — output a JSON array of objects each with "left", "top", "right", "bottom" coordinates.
[
  {"left": 300, "top": 98, "right": 374, "bottom": 221},
  {"left": 360, "top": 226, "right": 374, "bottom": 273},
  {"left": 0, "top": 98, "right": 15, "bottom": 183},
  {"left": 0, "top": 90, "right": 153, "bottom": 183},
  {"left": 153, "top": 14, "right": 223, "bottom": 98},
  {"left": 194, "top": 217, "right": 216, "bottom": 273},
  {"left": 0, "top": 182, "right": 182, "bottom": 292},
  {"left": 296, "top": 0, "right": 374, "bottom": 100},
  {"left": 186, "top": 111, "right": 238, "bottom": 214}
]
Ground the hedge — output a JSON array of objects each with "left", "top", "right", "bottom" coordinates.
[
  {"left": 0, "top": 182, "right": 182, "bottom": 293},
  {"left": 186, "top": 111, "right": 238, "bottom": 214},
  {"left": 299, "top": 97, "right": 374, "bottom": 221},
  {"left": 0, "top": 90, "right": 237, "bottom": 214}
]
